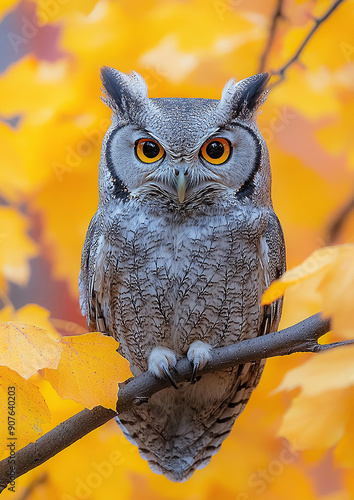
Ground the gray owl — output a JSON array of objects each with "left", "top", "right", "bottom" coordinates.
[{"left": 79, "top": 67, "right": 285, "bottom": 482}]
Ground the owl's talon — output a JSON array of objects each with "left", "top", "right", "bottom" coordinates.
[
  {"left": 162, "top": 366, "right": 178, "bottom": 389},
  {"left": 187, "top": 341, "right": 213, "bottom": 383},
  {"left": 190, "top": 361, "right": 199, "bottom": 383},
  {"left": 148, "top": 346, "right": 178, "bottom": 388}
]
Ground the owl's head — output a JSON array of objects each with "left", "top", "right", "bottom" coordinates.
[{"left": 98, "top": 67, "right": 272, "bottom": 210}]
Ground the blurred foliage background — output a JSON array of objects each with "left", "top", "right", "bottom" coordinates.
[{"left": 0, "top": 0, "right": 354, "bottom": 498}]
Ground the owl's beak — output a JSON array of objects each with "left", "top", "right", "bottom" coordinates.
[{"left": 176, "top": 170, "right": 186, "bottom": 203}]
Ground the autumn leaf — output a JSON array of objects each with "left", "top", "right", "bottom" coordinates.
[
  {"left": 276, "top": 345, "right": 354, "bottom": 396},
  {"left": 32, "top": 0, "right": 99, "bottom": 22},
  {"left": 262, "top": 245, "right": 346, "bottom": 305},
  {"left": 0, "top": 366, "right": 51, "bottom": 457},
  {"left": 0, "top": 303, "right": 59, "bottom": 338},
  {"left": 0, "top": 320, "right": 62, "bottom": 379},
  {"left": 0, "top": 207, "right": 38, "bottom": 286},
  {"left": 276, "top": 346, "right": 354, "bottom": 460},
  {"left": 278, "top": 388, "right": 350, "bottom": 451},
  {"left": 45, "top": 332, "right": 132, "bottom": 411},
  {"left": 262, "top": 244, "right": 354, "bottom": 339},
  {"left": 1, "top": 0, "right": 354, "bottom": 497},
  {"left": 0, "top": 0, "right": 18, "bottom": 19}
]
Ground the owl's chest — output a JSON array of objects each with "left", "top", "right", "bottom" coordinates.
[{"left": 100, "top": 203, "right": 268, "bottom": 359}]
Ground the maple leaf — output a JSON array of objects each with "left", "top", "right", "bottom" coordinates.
[
  {"left": 0, "top": 320, "right": 62, "bottom": 379},
  {"left": 0, "top": 207, "right": 38, "bottom": 286},
  {"left": 1, "top": 0, "right": 354, "bottom": 496},
  {"left": 263, "top": 244, "right": 354, "bottom": 339},
  {"left": 276, "top": 347, "right": 354, "bottom": 462},
  {"left": 0, "top": 367, "right": 51, "bottom": 457},
  {"left": 0, "top": 303, "right": 59, "bottom": 337},
  {"left": 45, "top": 332, "right": 132, "bottom": 411}
]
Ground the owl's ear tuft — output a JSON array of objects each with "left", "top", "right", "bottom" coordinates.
[
  {"left": 100, "top": 66, "right": 149, "bottom": 119},
  {"left": 219, "top": 72, "right": 270, "bottom": 121}
]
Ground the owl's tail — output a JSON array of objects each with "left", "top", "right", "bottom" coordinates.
[{"left": 116, "top": 361, "right": 264, "bottom": 482}]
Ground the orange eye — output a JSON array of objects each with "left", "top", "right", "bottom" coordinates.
[
  {"left": 200, "top": 138, "right": 231, "bottom": 165},
  {"left": 136, "top": 138, "right": 165, "bottom": 163}
]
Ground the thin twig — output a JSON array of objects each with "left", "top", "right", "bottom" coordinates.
[
  {"left": 272, "top": 0, "right": 346, "bottom": 86},
  {"left": 259, "top": 0, "right": 284, "bottom": 73},
  {"left": 16, "top": 472, "right": 48, "bottom": 500},
  {"left": 326, "top": 192, "right": 354, "bottom": 244},
  {"left": 1, "top": 312, "right": 352, "bottom": 492}
]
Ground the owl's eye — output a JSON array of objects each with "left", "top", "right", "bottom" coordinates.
[
  {"left": 200, "top": 138, "right": 231, "bottom": 165},
  {"left": 136, "top": 138, "right": 165, "bottom": 163}
]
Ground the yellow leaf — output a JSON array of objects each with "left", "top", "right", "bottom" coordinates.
[
  {"left": 0, "top": 0, "right": 18, "bottom": 20},
  {"left": 45, "top": 332, "right": 132, "bottom": 411},
  {"left": 320, "top": 245, "right": 354, "bottom": 339},
  {"left": 0, "top": 120, "right": 54, "bottom": 203},
  {"left": 0, "top": 303, "right": 59, "bottom": 339},
  {"left": 276, "top": 345, "right": 354, "bottom": 396},
  {"left": 335, "top": 406, "right": 354, "bottom": 468},
  {"left": 277, "top": 348, "right": 354, "bottom": 455},
  {"left": 0, "top": 321, "right": 62, "bottom": 379},
  {"left": 0, "top": 207, "right": 38, "bottom": 286},
  {"left": 0, "top": 366, "right": 51, "bottom": 458},
  {"left": 278, "top": 389, "right": 349, "bottom": 450},
  {"left": 262, "top": 246, "right": 343, "bottom": 305},
  {"left": 0, "top": 58, "right": 72, "bottom": 117},
  {"left": 33, "top": 0, "right": 99, "bottom": 22},
  {"left": 263, "top": 244, "right": 354, "bottom": 342}
]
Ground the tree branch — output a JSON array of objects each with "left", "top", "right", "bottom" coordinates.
[
  {"left": 258, "top": 0, "right": 284, "bottom": 73},
  {"left": 271, "top": 0, "right": 346, "bottom": 86},
  {"left": 326, "top": 191, "right": 354, "bottom": 244},
  {"left": 1, "top": 312, "right": 352, "bottom": 492}
]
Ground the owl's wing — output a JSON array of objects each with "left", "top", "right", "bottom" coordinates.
[
  {"left": 260, "top": 210, "right": 286, "bottom": 336},
  {"left": 79, "top": 213, "right": 108, "bottom": 333}
]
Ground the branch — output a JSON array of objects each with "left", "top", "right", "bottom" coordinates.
[
  {"left": 1, "top": 312, "right": 353, "bottom": 492},
  {"left": 326, "top": 191, "right": 354, "bottom": 244},
  {"left": 271, "top": 0, "right": 346, "bottom": 86},
  {"left": 258, "top": 0, "right": 284, "bottom": 73}
]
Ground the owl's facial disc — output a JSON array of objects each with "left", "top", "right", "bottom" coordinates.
[
  {"left": 141, "top": 151, "right": 227, "bottom": 205},
  {"left": 100, "top": 68, "right": 271, "bottom": 206},
  {"left": 138, "top": 136, "right": 234, "bottom": 203},
  {"left": 106, "top": 123, "right": 260, "bottom": 206}
]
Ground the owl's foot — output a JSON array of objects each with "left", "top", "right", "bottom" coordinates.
[
  {"left": 148, "top": 346, "right": 178, "bottom": 389},
  {"left": 187, "top": 341, "right": 213, "bottom": 383}
]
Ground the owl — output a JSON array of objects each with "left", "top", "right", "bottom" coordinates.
[{"left": 79, "top": 67, "right": 286, "bottom": 482}]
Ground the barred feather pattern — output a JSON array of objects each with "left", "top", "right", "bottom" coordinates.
[
  {"left": 80, "top": 195, "right": 284, "bottom": 482},
  {"left": 79, "top": 68, "right": 286, "bottom": 482}
]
